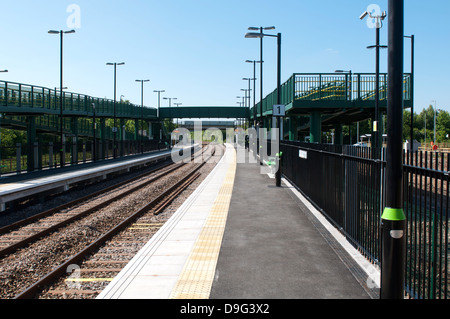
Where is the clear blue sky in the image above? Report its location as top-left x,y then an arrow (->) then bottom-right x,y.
0,0 -> 449,113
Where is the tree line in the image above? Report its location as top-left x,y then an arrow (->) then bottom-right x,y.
338,105 -> 449,145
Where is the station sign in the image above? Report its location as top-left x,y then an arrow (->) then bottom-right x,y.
273,104 -> 285,117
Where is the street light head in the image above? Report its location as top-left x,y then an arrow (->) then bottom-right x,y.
48,30 -> 60,34
360,11 -> 369,20
248,27 -> 259,31
107,62 -> 125,66
64,30 -> 76,34
245,32 -> 263,39
264,26 -> 276,30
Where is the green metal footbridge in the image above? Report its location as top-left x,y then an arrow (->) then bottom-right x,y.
0,72 -> 412,139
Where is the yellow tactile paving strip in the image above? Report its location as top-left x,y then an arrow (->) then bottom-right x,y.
169,148 -> 236,299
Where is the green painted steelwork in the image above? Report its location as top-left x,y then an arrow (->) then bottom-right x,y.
309,111 -> 321,143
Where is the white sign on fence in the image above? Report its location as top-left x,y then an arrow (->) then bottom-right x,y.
299,150 -> 308,159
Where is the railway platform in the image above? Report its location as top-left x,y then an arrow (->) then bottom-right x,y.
97,143 -> 378,300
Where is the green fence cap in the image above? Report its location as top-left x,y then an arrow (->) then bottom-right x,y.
381,208 -> 406,221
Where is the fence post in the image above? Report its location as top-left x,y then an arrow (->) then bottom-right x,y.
35,142 -> 41,170
72,139 -> 77,165
16,143 -> 21,174
49,142 -> 53,168
83,142 -> 86,163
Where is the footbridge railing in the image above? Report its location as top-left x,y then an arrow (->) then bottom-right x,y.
0,81 -> 157,119
250,73 -> 412,119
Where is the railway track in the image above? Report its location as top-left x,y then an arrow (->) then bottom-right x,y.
0,145 -> 204,257
0,143 -> 224,299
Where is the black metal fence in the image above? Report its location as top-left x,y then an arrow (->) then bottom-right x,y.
280,140 -> 449,299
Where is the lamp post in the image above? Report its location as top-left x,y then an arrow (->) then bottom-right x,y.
48,29 -> 75,168
243,77 -> 255,121
136,79 -> 150,154
425,111 -> 427,143
163,97 -> 177,126
240,88 -> 251,108
245,60 -> 261,127
154,90 -> 165,142
163,97 -> 177,108
360,9 -> 387,151
246,26 -> 275,130
432,100 -> 437,145
153,90 -> 165,119
245,30 -> 282,187
404,35 -> 414,157
174,102 -> 182,126
237,96 -> 245,127
106,62 -> 125,158
241,88 -> 251,129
